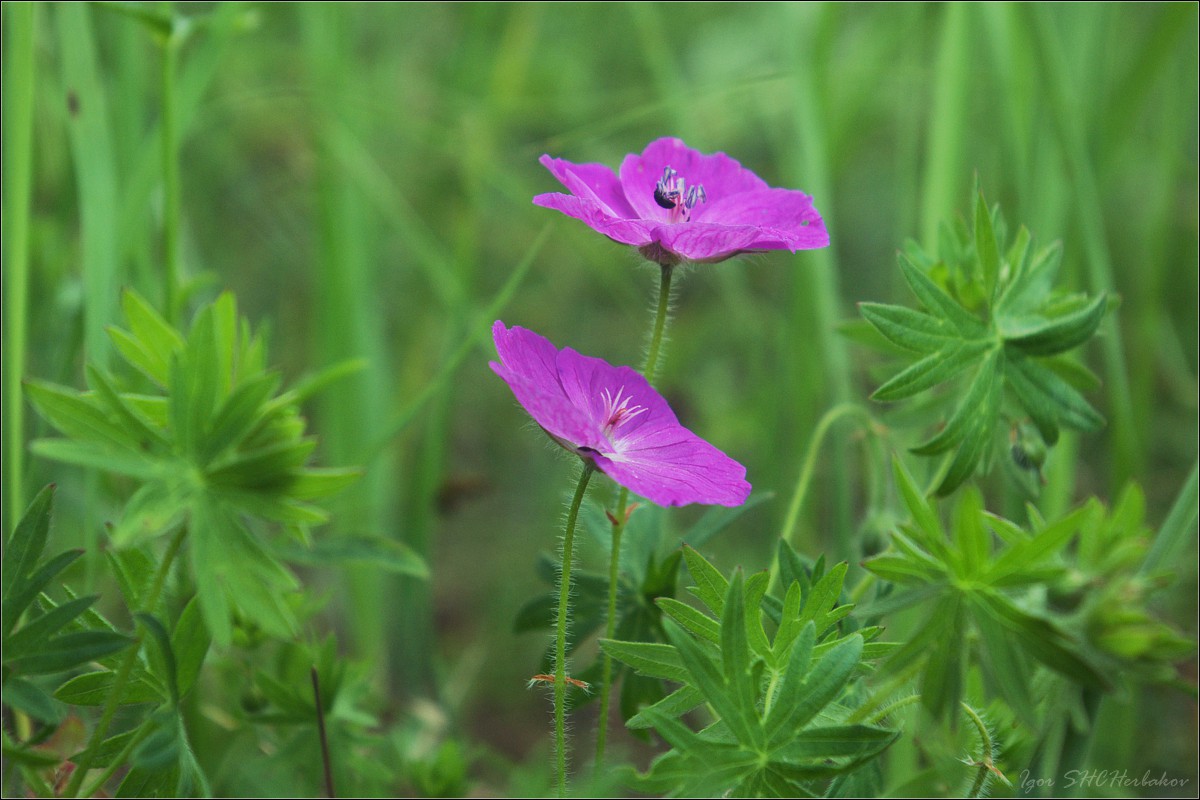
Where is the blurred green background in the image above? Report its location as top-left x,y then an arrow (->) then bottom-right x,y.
4,1 -> 1197,789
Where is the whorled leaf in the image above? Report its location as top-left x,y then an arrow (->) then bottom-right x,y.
859,192 -> 1106,495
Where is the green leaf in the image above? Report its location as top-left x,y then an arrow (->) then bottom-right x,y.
872,340 -> 992,402
85,364 -> 169,449
682,545 -> 727,615
2,485 -> 54,599
720,573 -> 757,726
772,582 -> 804,656
110,480 -> 190,548
952,488 -> 989,578
137,613 -> 179,707
656,597 -> 719,644
204,438 -> 318,487
25,380 -> 138,451
5,630 -> 132,674
911,348 -> 1001,456
598,640 -> 689,684
172,597 -> 210,699
199,371 -> 280,463
286,467 -> 363,500
276,534 -> 428,578
897,253 -> 985,335
859,303 -> 956,354
666,619 -> 759,749
4,595 -> 98,659
627,685 -> 705,729
975,590 -> 1107,688
919,595 -> 966,719
968,594 -> 1038,725
55,671 -> 164,706
2,676 -> 64,723
116,289 -> 185,386
2,549 -> 84,637
765,630 -> 858,745
974,192 -> 1001,300
984,504 -> 1085,586
862,554 -> 939,585
29,439 -> 159,480
1004,292 -> 1107,356
1007,354 -> 1105,438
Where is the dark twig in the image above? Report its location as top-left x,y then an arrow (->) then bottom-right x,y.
311,666 -> 336,798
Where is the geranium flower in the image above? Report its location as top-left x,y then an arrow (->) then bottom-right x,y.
490,321 -> 750,507
534,137 -> 828,265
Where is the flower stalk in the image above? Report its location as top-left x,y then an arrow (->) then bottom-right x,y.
596,261 -> 674,766
554,464 -> 595,796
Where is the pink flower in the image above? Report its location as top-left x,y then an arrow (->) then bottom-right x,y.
534,137 -> 829,265
490,321 -> 750,507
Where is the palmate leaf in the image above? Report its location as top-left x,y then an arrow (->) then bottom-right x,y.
26,290 -> 363,645
862,465 -> 1110,721
605,548 -> 895,797
860,193 -> 1106,495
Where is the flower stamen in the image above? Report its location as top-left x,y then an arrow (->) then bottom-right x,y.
599,386 -> 647,438
653,165 -> 705,221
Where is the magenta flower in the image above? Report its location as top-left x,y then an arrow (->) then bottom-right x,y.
533,137 -> 828,265
490,321 -> 750,507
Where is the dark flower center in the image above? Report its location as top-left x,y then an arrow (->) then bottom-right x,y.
653,166 -> 705,221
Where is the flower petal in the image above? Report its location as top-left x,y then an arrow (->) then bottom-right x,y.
538,155 -> 638,219
695,187 -> 826,240
592,426 -> 751,507
492,321 -> 750,508
490,322 -> 595,446
649,223 -> 776,262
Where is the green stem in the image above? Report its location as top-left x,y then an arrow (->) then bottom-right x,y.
554,465 -> 593,796
161,14 -> 181,324
2,1 -> 35,542
962,701 -> 1000,798
77,718 -> 154,798
595,264 -> 674,766
770,403 -> 873,593
65,526 -> 187,798
642,264 -> 673,384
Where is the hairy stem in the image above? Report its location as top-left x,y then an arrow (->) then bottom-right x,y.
65,526 -> 187,798
642,263 -> 674,384
554,465 -> 594,796
596,263 -> 675,766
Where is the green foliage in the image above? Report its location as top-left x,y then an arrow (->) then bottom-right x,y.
860,194 -> 1107,494
863,459 -> 1109,722
514,492 -> 773,720
602,546 -> 896,797
1057,485 -> 1195,686
1,487 -> 132,724
26,290 -> 372,644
